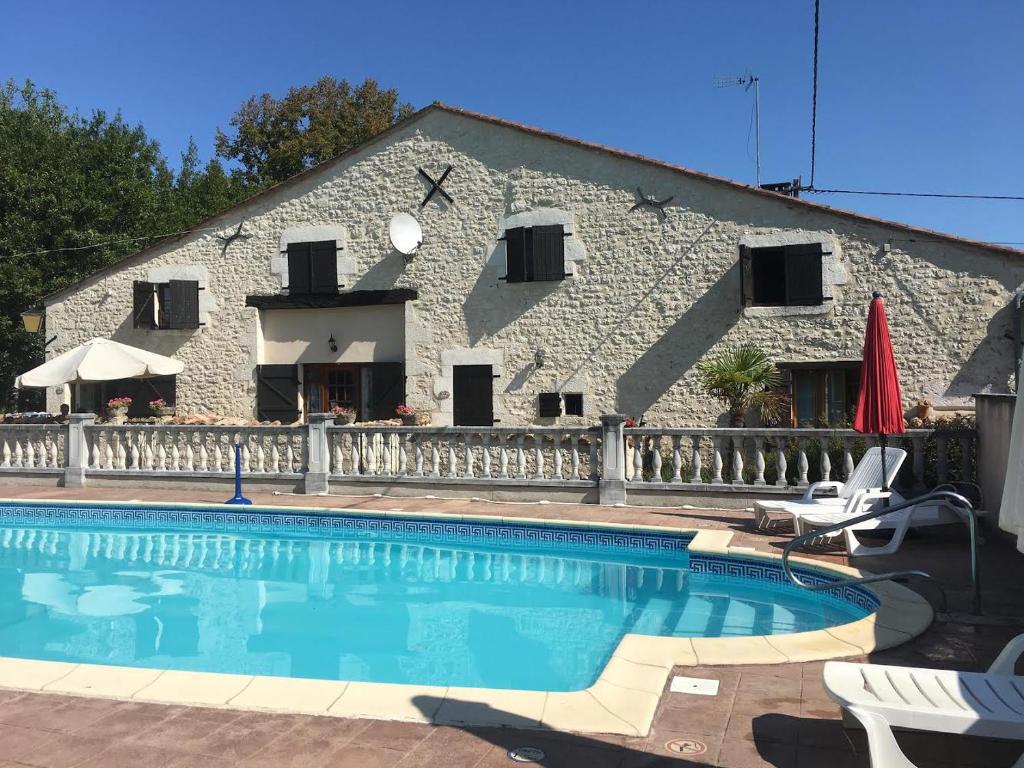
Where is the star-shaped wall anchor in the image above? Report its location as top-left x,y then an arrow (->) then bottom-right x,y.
629,188 -> 674,218
216,220 -> 252,254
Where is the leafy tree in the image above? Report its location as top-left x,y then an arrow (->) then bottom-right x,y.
215,76 -> 414,188
0,80 -> 247,410
696,345 -> 787,427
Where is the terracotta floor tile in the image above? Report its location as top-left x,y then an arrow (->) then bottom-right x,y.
715,738 -> 798,768
350,719 -> 435,752
327,743 -> 408,768
0,693 -> 112,732
10,730 -> 112,768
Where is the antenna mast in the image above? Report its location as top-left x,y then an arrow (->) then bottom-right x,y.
714,74 -> 761,186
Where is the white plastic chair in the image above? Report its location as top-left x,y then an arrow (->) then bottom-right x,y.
823,634 -> 1024,767
753,446 -> 908,530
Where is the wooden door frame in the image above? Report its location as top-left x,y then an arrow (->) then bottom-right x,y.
303,363 -> 363,420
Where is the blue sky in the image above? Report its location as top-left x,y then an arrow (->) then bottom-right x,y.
2,1 -> 1022,244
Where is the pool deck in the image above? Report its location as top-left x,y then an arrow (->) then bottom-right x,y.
0,483 -> 1021,767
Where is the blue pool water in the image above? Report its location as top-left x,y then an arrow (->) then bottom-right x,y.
0,502 -> 874,692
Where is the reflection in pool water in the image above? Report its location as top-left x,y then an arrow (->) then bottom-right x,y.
0,525 -> 867,691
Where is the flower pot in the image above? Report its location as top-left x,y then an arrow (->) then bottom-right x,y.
334,413 -> 356,425
400,414 -> 418,426
152,406 -> 175,418
108,406 -> 128,425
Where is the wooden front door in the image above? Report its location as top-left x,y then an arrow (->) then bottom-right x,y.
452,365 -> 493,426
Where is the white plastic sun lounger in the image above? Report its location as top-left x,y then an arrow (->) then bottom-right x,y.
753,446 -> 908,530
823,634 -> 1024,767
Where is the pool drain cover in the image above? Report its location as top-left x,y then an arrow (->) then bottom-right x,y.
507,746 -> 546,762
665,738 -> 707,756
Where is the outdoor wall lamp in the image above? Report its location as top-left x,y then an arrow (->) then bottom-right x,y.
328,334 -> 338,353
534,348 -> 546,368
21,307 -> 44,334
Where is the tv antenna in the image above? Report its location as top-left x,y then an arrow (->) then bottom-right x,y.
714,74 -> 761,186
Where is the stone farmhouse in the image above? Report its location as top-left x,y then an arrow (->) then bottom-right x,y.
40,104 -> 1024,427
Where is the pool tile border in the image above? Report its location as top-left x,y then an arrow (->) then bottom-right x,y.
0,497 -> 933,737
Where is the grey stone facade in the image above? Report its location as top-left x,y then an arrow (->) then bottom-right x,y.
42,105 -> 1024,426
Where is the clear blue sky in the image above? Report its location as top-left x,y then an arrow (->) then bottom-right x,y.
3,1 -> 1022,244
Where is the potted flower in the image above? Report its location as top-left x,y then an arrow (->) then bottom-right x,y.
330,405 -> 356,425
395,404 -> 417,426
107,396 -> 132,424
149,398 -> 175,417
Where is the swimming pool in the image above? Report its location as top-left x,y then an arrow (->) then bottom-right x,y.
0,501 -> 876,692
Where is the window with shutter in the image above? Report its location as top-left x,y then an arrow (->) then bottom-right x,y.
168,280 -> 200,329
369,363 -> 405,421
256,364 -> 300,423
132,281 -> 156,329
502,225 -> 566,283
743,242 -> 824,308
563,393 -> 584,416
538,392 -> 562,417
287,241 -> 338,295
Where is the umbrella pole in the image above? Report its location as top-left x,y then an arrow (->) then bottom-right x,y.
880,433 -> 890,507
225,441 -> 252,505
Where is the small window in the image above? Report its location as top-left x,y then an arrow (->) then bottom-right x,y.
779,362 -> 860,426
287,240 -> 339,295
563,393 -> 584,416
503,225 -> 566,283
741,243 -> 823,307
133,280 -> 200,330
538,392 -> 562,417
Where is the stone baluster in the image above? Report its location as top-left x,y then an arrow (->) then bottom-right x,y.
286,440 -> 296,473
332,434 -> 344,475
775,437 -> 788,487
143,435 -> 154,470
731,437 -> 744,486
463,434 -> 474,478
24,437 -> 35,468
269,441 -> 280,473
711,438 -> 723,484
796,439 -> 809,486
671,435 -> 682,483
819,438 -> 831,482
104,437 -> 114,470
588,436 -> 599,480
382,433 -> 393,477
227,438 -> 236,472
553,435 -> 563,480
515,435 -> 527,480
116,432 -> 127,470
351,435 -> 361,475
430,440 -> 441,477
90,435 -> 100,469
754,438 -> 766,485
185,439 -> 195,472
364,433 -> 376,476
936,434 -> 949,483
212,441 -> 222,472
241,441 -> 251,473
1,437 -> 10,468
198,439 -> 209,472
959,434 -> 972,481
632,436 -> 643,481
255,439 -> 266,473
534,437 -> 546,480
481,433 -> 491,478
414,437 -> 424,476
690,435 -> 703,483
571,437 -> 581,480
447,440 -> 458,479
50,437 -> 60,468
649,435 -> 661,483
499,436 -> 510,478
911,435 -> 925,489
170,435 -> 181,471
843,438 -> 855,481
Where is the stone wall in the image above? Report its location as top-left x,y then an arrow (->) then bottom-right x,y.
44,108 -> 1024,425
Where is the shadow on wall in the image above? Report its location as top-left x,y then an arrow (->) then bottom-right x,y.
462,253 -> 562,345
947,300 -> 1016,397
616,263 -> 740,419
107,314 -> 193,358
350,250 -> 406,291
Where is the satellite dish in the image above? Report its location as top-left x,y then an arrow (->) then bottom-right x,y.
389,213 -> 422,255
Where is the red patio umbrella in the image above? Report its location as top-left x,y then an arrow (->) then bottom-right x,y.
853,291 -> 905,493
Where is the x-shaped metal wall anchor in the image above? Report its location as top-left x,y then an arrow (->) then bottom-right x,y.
629,188 -> 674,217
418,165 -> 454,208
216,220 -> 252,253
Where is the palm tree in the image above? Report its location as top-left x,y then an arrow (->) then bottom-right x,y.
696,346 -> 786,427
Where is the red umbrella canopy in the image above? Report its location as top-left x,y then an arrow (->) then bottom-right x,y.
853,292 -> 905,435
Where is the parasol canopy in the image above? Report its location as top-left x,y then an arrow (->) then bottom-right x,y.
853,292 -> 905,436
14,338 -> 184,389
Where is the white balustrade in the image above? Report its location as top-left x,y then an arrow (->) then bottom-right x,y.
0,426 -> 65,470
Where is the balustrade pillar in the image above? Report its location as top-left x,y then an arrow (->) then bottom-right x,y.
598,414 -> 627,504
65,414 -> 94,488
304,414 -> 331,494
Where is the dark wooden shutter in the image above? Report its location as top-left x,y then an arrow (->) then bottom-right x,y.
504,227 -> 527,283
452,365 -> 494,426
739,246 -> 754,307
256,364 -> 300,422
310,241 -> 338,294
785,244 -> 823,305
538,392 -> 562,417
287,243 -> 311,295
369,363 -> 405,421
133,281 -> 156,328
168,280 -> 200,329
531,225 -> 565,281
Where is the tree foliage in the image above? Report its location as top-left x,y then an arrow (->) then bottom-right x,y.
0,80 -> 247,409
215,76 -> 414,188
696,345 -> 786,427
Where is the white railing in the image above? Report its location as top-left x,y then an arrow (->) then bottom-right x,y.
0,425 -> 66,471
623,427 -> 975,490
327,426 -> 602,482
82,425 -> 306,475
